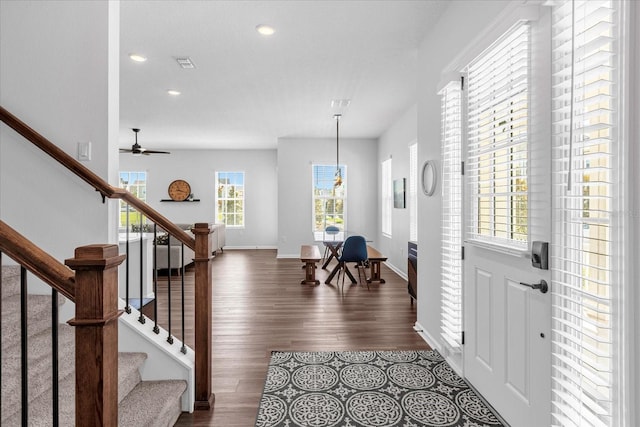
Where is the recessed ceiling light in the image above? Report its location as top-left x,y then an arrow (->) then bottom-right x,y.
129,53 -> 147,62
256,24 -> 275,36
167,90 -> 181,96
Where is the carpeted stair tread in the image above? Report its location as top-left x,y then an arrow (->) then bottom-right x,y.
2,352 -> 161,426
118,352 -> 148,404
1,324 -> 75,422
1,265 -> 21,299
118,380 -> 187,427
2,293 -> 67,352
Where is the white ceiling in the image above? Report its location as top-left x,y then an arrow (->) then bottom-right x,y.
119,0 -> 448,150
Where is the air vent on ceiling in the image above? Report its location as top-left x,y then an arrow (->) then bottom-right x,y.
176,57 -> 196,69
331,99 -> 351,109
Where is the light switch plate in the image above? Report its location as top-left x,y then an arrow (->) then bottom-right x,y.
78,141 -> 91,161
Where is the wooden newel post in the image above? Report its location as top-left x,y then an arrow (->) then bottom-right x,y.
65,244 -> 125,427
192,223 -> 215,410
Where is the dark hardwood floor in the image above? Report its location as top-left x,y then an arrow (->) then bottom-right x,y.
147,249 -> 429,426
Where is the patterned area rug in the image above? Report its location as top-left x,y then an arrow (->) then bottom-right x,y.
255,350 -> 505,427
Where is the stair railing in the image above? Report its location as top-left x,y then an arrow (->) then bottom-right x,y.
0,105 -> 215,409
0,220 -> 124,426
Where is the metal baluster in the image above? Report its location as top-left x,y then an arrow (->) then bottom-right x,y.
167,240 -> 173,345
51,289 -> 59,427
21,266 -> 28,426
138,214 -> 145,324
180,243 -> 187,354
152,224 -> 160,334
125,204 -> 131,314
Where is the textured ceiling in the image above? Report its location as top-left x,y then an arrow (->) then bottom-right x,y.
119,0 -> 448,150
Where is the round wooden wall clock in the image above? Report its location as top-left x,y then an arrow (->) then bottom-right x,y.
168,179 -> 191,201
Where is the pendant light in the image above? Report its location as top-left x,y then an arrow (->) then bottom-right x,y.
333,114 -> 342,187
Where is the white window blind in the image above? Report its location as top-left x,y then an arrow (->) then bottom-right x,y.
466,22 -> 529,249
409,143 -> 418,242
550,1 -> 623,426
381,159 -> 392,236
440,80 -> 463,349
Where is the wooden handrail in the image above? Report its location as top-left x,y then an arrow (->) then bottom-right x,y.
0,220 -> 76,301
0,106 -> 195,249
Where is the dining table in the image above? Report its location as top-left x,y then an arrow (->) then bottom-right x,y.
314,230 -> 371,285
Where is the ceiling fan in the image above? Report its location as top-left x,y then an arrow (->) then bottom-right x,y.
120,128 -> 170,155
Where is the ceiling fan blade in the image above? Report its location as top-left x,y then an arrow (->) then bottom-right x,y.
141,149 -> 171,154
120,148 -> 134,153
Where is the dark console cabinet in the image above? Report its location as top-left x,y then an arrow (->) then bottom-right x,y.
408,241 -> 417,305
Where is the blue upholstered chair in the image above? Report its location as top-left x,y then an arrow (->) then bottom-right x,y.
337,235 -> 369,290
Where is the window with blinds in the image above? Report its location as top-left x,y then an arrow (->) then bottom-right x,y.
381,158 -> 392,236
550,1 -> 623,426
409,143 -> 418,242
312,164 -> 346,239
440,80 -> 463,349
466,22 -> 530,249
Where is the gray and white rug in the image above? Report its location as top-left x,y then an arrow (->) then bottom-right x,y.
255,350 -> 505,427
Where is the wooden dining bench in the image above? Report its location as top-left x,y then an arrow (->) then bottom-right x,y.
300,245 -> 322,285
366,246 -> 388,284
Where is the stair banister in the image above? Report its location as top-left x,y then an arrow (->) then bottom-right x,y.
1,105 -> 214,410
0,221 -> 75,300
0,106 -> 195,249
0,221 -> 124,426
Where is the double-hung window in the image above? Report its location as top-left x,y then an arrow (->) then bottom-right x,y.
216,171 -> 245,227
466,22 -> 530,249
119,171 -> 147,228
312,164 -> 346,239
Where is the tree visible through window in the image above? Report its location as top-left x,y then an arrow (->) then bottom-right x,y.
119,171 -> 146,228
216,171 -> 245,227
313,164 -> 346,239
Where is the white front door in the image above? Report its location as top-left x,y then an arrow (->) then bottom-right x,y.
461,11 -> 552,427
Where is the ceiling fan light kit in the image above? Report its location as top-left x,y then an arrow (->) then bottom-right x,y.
120,128 -> 171,155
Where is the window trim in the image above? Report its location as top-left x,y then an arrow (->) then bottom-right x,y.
215,171 -> 245,228
311,163 -> 347,240
381,158 -> 392,237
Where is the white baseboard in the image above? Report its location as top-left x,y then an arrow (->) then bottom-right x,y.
222,245 -> 278,250
413,321 -> 442,353
384,261 -> 407,281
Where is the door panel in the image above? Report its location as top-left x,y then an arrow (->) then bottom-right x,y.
505,280 -> 529,402
474,268 -> 493,369
464,246 -> 550,426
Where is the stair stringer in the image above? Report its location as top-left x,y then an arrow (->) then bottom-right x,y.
117,299 -> 195,413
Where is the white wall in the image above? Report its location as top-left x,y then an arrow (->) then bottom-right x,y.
377,104 -> 417,274
415,0 -> 510,346
119,149 -> 278,248
277,137 -> 378,257
0,1 -> 118,264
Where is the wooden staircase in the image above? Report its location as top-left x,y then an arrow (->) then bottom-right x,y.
1,265 -> 187,425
